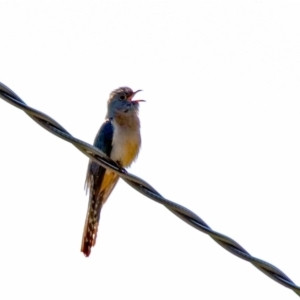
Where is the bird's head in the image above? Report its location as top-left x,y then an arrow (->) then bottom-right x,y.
106,87 -> 145,119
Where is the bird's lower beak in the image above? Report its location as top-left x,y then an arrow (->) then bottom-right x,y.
132,99 -> 146,103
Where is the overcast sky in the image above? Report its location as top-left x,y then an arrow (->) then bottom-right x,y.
1,1 -> 300,299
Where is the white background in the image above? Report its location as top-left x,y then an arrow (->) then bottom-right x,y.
1,1 -> 300,299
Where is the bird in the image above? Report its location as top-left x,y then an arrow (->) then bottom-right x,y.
81,87 -> 145,257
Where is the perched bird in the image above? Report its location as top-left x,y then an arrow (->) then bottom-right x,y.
81,87 -> 144,257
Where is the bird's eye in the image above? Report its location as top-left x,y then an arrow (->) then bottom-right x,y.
120,95 -> 126,100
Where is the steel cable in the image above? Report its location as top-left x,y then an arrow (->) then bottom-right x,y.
0,81 -> 299,296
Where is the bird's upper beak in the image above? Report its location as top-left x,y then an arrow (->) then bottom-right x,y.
130,90 -> 146,103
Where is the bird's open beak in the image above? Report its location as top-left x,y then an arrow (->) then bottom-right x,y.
130,89 -> 146,103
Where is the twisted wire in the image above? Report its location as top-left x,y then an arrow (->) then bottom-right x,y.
0,81 -> 299,296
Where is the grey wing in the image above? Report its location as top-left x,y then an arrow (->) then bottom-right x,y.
85,119 -> 114,194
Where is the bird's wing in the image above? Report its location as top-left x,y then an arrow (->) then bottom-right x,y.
85,119 -> 114,195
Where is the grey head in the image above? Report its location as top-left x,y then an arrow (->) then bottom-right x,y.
106,87 -> 145,120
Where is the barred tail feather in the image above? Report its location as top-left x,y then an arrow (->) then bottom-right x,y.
81,194 -> 103,257
82,167 -> 119,257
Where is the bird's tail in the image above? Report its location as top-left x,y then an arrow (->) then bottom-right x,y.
81,194 -> 103,257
